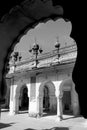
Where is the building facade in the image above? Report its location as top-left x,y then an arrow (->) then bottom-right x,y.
6,44 -> 79,121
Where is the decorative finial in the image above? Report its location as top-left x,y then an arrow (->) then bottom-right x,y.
55,36 -> 60,63
55,36 -> 60,48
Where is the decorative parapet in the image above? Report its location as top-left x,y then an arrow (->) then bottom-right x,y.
7,44 -> 77,75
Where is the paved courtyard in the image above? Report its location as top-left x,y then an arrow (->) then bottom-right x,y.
1,110 -> 87,130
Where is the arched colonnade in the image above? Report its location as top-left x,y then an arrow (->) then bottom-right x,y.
9,78 -> 79,121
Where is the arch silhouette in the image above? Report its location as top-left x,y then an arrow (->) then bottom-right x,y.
0,0 -> 63,99
0,0 -> 86,118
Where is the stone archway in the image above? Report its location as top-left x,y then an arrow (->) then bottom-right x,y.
11,84 -> 29,114
37,81 -> 57,116
58,78 -> 79,119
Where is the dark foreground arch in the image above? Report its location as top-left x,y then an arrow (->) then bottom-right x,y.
0,0 -> 86,118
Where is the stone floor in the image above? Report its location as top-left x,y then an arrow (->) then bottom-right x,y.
0,110 -> 87,130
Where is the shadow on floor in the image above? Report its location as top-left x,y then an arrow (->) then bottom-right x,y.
42,112 -> 57,117
18,111 -> 28,114
24,127 -> 69,130
0,122 -> 15,129
63,115 -> 81,120
62,116 -> 75,120
1,108 -> 9,112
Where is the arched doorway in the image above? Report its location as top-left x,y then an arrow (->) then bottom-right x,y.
43,85 -> 50,112
59,78 -> 79,118
38,81 -> 57,116
62,90 -> 73,115
19,86 -> 29,111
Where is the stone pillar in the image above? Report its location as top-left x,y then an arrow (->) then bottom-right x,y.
27,81 -> 38,117
9,84 -> 14,115
56,96 -> 63,121
36,81 -> 42,117
36,96 -> 43,117
9,82 -> 17,115
28,96 -> 43,117
15,95 -> 19,114
28,97 -> 37,117
9,101 -> 15,115
53,80 -> 63,121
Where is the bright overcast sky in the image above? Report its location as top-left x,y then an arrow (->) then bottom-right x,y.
14,18 -> 76,60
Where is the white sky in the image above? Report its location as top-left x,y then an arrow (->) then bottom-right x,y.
14,18 -> 75,60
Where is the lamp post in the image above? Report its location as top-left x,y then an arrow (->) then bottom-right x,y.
29,39 -> 43,68
12,52 -> 22,69
6,52 -> 22,74
55,36 -> 60,63
13,52 -> 22,63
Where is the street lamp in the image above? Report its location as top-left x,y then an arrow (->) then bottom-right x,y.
9,52 -> 22,72
13,52 -> 22,63
55,36 -> 60,63
6,52 -> 22,74
29,39 -> 43,68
